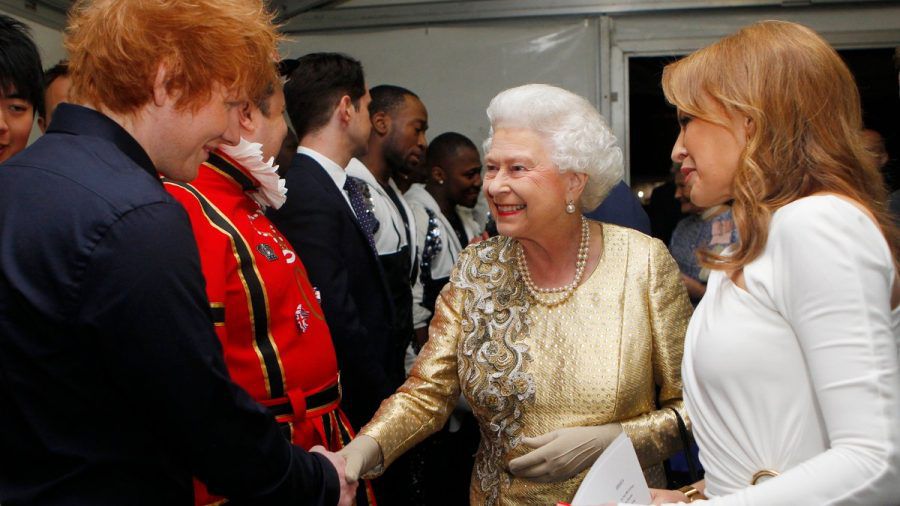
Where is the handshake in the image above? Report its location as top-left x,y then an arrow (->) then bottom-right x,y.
315,435 -> 384,506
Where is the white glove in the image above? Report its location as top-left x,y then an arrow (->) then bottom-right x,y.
309,446 -> 358,506
508,423 -> 623,483
337,434 -> 383,482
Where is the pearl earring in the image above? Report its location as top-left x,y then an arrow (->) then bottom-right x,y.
565,200 -> 576,214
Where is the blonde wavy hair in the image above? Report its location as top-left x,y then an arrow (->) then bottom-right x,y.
66,0 -> 281,114
663,20 -> 899,270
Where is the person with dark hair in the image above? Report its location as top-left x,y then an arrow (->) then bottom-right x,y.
165,67 -> 375,506
403,131 -> 483,504
342,84 -> 429,504
282,52 -> 368,145
276,126 -> 299,176
269,53 -> 402,439
408,132 -> 483,332
37,60 -> 70,133
346,84 -> 426,366
0,1 -> 356,504
0,14 -> 42,163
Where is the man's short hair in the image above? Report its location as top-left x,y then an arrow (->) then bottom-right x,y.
283,52 -> 366,140
65,0 -> 280,115
369,84 -> 418,116
426,132 -> 478,169
40,60 -> 69,119
0,14 -> 43,117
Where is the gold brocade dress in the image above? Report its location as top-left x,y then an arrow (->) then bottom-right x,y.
361,223 -> 692,505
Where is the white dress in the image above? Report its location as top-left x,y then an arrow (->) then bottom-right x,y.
682,195 -> 900,505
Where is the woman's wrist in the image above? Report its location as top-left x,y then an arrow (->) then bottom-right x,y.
677,483 -> 707,502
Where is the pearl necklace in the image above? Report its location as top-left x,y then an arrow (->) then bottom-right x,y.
516,216 -> 590,306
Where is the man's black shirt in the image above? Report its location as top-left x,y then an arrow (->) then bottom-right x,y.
0,104 -> 338,505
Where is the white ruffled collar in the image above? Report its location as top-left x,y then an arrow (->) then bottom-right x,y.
218,138 -> 287,209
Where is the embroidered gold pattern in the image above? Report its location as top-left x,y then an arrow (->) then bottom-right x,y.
454,237 -> 535,505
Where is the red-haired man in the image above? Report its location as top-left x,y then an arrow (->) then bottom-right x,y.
166,71 -> 376,506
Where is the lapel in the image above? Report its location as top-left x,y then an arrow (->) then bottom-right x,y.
295,154 -> 378,252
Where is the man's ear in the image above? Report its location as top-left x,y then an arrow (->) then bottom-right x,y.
151,63 -> 172,107
238,102 -> 254,133
336,95 -> 353,127
371,110 -> 390,136
37,116 -> 47,134
431,165 -> 446,185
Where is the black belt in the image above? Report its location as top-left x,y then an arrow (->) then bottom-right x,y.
266,382 -> 341,418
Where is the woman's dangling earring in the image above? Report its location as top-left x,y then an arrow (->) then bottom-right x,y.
565,199 -> 576,214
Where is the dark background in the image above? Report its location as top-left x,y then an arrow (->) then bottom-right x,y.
629,47 -> 900,193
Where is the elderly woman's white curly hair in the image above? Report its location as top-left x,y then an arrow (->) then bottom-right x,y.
483,84 -> 623,211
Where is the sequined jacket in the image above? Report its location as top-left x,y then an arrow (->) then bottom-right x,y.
361,223 -> 692,505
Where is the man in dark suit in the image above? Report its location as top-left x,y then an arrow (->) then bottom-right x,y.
0,1 -> 354,505
270,53 -> 404,433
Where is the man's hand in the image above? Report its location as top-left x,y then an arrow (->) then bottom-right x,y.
507,424 -> 622,483
310,445 -> 357,506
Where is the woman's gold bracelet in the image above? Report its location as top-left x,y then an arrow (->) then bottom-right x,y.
678,485 -> 707,503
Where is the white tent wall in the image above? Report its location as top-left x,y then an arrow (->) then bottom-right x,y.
281,18 -> 601,158
283,1 -> 900,180
2,0 -> 898,176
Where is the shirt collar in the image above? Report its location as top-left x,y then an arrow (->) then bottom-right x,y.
298,146 -> 346,190
346,157 -> 379,187
48,103 -> 157,179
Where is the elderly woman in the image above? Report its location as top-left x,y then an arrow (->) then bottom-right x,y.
340,84 -> 692,505
650,21 -> 900,504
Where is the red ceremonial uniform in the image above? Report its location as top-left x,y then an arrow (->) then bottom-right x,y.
165,150 -> 375,506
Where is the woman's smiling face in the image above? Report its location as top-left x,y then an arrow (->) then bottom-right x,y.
483,127 -> 580,242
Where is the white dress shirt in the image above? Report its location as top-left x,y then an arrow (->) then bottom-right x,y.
346,158 -> 417,272
298,146 -> 354,213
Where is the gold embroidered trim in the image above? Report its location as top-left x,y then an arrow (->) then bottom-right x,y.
455,237 -> 535,505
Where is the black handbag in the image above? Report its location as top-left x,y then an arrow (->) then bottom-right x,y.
664,407 -> 703,488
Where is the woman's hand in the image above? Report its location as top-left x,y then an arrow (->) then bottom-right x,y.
649,488 -> 689,504
310,446 -> 358,506
507,423 -> 622,483
337,434 -> 383,481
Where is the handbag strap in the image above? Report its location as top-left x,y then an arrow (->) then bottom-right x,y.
669,407 -> 700,482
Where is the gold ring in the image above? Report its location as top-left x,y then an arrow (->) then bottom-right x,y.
751,469 -> 780,485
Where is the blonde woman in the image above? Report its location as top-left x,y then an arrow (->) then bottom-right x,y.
652,21 -> 900,505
